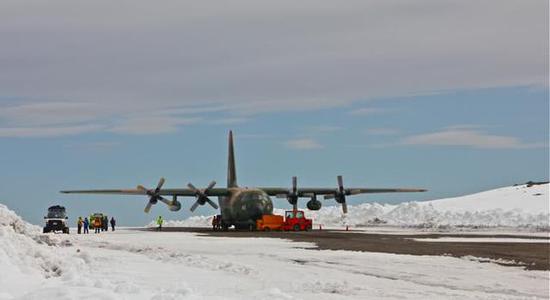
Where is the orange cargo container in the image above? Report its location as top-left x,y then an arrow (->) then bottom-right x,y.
256,214 -> 284,231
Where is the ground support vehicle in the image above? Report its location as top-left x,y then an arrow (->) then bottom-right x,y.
89,213 -> 107,230
256,214 -> 284,231
43,205 -> 69,234
256,210 -> 313,231
282,210 -> 313,231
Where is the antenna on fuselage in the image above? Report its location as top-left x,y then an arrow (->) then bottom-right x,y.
227,130 -> 238,188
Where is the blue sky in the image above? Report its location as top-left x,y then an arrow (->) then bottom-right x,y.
0,1 -> 548,225
1,86 -> 547,225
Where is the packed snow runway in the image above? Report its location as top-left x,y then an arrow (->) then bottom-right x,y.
2,227 -> 549,300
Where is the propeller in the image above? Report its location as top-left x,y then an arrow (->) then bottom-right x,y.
324,175 -> 353,214
187,181 -> 219,212
276,176 -> 299,211
137,178 -> 173,213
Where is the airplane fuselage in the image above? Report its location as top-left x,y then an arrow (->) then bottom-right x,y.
218,188 -> 273,229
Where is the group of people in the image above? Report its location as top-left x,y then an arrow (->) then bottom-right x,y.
211,215 -> 222,230
77,216 -> 116,234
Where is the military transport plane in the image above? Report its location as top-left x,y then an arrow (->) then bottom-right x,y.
62,131 -> 426,230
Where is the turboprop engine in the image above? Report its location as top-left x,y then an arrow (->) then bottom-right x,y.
168,197 -> 182,211
306,194 -> 322,210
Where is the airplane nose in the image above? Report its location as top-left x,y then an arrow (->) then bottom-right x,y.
250,199 -> 272,217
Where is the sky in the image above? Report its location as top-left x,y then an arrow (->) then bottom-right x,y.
0,0 -> 548,226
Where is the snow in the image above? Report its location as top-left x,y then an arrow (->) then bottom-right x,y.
2,222 -> 548,299
423,184 -> 548,214
156,184 -> 550,230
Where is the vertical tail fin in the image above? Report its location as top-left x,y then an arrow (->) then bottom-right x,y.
227,130 -> 238,188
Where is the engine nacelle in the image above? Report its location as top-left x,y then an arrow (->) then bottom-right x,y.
306,197 -> 322,210
335,194 -> 346,204
287,195 -> 298,206
169,200 -> 182,211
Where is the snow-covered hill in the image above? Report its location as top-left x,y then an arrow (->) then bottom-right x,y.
0,204 -> 88,296
156,184 -> 549,229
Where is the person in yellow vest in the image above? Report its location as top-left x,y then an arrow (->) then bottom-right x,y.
77,217 -> 83,234
156,216 -> 163,231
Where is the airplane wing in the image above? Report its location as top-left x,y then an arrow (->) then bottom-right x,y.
259,175 -> 426,213
61,181 -> 231,213
259,187 -> 427,197
60,188 -> 231,197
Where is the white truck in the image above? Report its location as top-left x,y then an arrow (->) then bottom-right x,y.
43,205 -> 69,234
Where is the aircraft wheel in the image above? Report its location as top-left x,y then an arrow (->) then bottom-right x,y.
248,223 -> 255,231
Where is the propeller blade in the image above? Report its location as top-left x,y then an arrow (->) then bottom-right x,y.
337,175 -> 344,192
342,201 -> 348,214
205,198 -> 219,209
137,185 -> 148,192
292,203 -> 298,211
206,180 -> 216,191
292,176 -> 297,193
187,183 -> 198,192
144,201 -> 153,213
190,201 -> 200,212
156,177 -> 165,191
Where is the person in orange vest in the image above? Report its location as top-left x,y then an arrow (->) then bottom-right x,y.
94,217 -> 102,233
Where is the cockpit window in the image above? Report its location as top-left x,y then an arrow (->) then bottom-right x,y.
242,191 -> 270,202
296,211 -> 303,218
286,211 -> 294,218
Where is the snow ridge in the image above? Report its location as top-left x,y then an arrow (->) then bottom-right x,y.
155,184 -> 549,229
0,204 -> 88,294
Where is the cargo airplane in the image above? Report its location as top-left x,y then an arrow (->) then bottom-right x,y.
62,131 -> 426,230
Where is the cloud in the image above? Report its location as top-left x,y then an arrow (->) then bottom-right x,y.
0,124 -> 103,138
306,125 -> 343,133
64,141 -> 121,151
209,117 -> 249,125
284,138 -> 323,150
0,0 -> 546,134
365,128 -> 399,135
0,101 -> 209,137
348,108 -> 385,116
401,128 -> 547,149
109,116 -> 201,135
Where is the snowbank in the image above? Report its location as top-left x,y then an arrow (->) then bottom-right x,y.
146,215 -> 213,228
0,204 -> 89,297
156,184 -> 550,229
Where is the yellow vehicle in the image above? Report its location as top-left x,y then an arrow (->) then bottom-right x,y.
89,213 -> 106,230
256,214 -> 284,231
